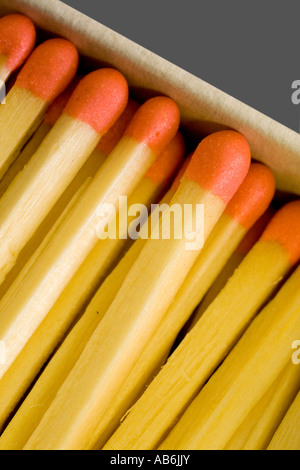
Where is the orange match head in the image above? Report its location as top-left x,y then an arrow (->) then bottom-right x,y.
16,38 -> 79,103
97,99 -> 139,155
225,163 -> 275,230
185,131 -> 251,204
43,78 -> 80,127
0,14 -> 36,72
236,208 -> 275,256
145,132 -> 185,186
261,200 -> 300,266
65,69 -> 129,134
124,96 -> 180,156
171,154 -> 193,192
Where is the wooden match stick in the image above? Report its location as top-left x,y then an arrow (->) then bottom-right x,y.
225,363 -> 300,450
0,98 -> 138,302
97,164 -> 274,449
268,391 -> 300,450
23,130 -> 251,450
159,265 -> 300,450
0,132 -> 184,439
0,14 -> 36,83
188,207 -> 275,331
40,162 -> 272,449
88,164 -> 275,448
104,201 -> 300,450
0,38 -> 78,179
0,96 -> 179,387
1,160 -> 188,448
0,81 -> 136,203
147,164 -> 275,344
0,79 -> 80,199
5,90 -> 138,198
0,68 -> 129,284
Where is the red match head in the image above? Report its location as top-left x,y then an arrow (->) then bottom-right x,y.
65,69 -> 129,135
0,14 -> 36,72
185,131 -> 251,204
16,38 -> 79,103
124,96 -> 181,156
225,163 -> 275,230
261,200 -> 300,266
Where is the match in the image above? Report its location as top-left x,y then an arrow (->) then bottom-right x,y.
0,14 -> 36,83
0,131 -> 184,438
189,207 -> 275,331
159,265 -> 300,450
0,96 -> 179,387
82,163 -> 276,448
0,38 -> 78,179
0,79 -> 80,199
225,363 -> 300,450
0,68 -> 128,284
0,98 -> 138,302
104,201 -> 300,450
268,391 -> 300,450
23,130 -> 251,450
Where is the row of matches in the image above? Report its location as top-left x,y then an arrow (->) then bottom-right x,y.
0,14 -> 298,450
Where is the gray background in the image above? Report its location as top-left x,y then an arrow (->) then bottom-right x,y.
61,0 -> 299,132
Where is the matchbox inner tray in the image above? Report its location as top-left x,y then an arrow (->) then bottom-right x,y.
0,0 -> 299,197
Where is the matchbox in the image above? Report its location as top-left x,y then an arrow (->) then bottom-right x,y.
0,0 -> 299,195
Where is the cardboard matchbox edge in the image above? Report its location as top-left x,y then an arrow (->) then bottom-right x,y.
0,0 -> 299,196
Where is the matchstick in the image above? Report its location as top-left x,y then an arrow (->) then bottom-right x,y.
0,96 -> 180,388
0,132 -> 184,439
0,68 -> 128,284
188,207 -> 275,331
0,98 -> 138,302
0,14 -> 36,83
0,79 -> 80,199
104,201 -> 300,450
0,38 -> 78,179
24,130 -> 251,450
38,162 -> 272,449
88,164 -> 275,448
159,266 -> 300,450
225,363 -> 300,450
268,391 -> 300,450
145,163 -> 275,346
